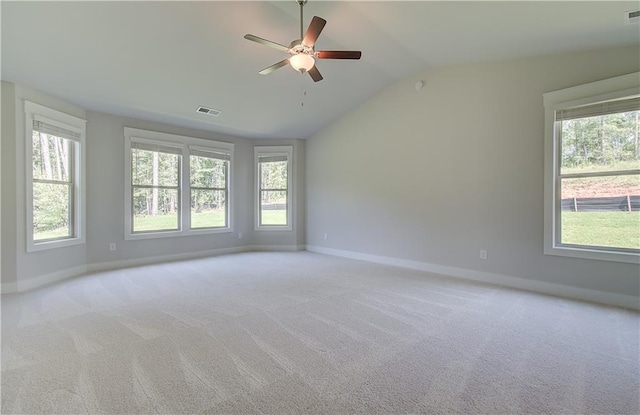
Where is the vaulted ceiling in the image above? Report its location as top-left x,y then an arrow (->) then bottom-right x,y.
2,1 -> 638,139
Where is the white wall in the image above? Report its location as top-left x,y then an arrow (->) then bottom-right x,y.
1,85 -> 305,290
305,46 -> 640,301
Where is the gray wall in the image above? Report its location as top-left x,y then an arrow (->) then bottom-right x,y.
86,111 -> 305,265
3,45 -> 637,298
1,85 -> 305,287
1,82 -> 17,286
305,46 -> 640,297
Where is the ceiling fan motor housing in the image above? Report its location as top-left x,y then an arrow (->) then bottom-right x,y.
289,40 -> 314,56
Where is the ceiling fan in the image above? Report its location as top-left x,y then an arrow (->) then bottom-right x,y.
244,0 -> 362,82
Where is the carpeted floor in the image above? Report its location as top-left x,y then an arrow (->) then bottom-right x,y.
1,251 -> 638,414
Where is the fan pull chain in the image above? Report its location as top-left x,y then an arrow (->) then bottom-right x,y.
301,73 -> 306,108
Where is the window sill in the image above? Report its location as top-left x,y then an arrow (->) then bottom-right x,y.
27,237 -> 85,253
255,226 -> 293,232
544,244 -> 640,264
125,227 -> 233,241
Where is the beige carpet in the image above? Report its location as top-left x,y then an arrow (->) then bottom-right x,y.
1,251 -> 638,414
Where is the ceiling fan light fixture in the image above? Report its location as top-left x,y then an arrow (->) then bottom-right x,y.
290,53 -> 315,72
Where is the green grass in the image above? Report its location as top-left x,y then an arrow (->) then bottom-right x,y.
261,209 -> 287,226
134,210 -> 226,232
562,160 -> 640,175
34,227 -> 70,241
561,211 -> 640,249
134,209 -> 288,231
134,213 -> 179,232
40,208 -> 289,238
191,211 -> 226,229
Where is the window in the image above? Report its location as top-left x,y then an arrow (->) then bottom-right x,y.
124,128 -> 233,240
189,148 -> 230,229
131,141 -> 181,233
543,72 -> 639,263
25,101 -> 86,252
255,146 -> 293,230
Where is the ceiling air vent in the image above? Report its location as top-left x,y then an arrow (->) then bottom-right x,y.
624,10 -> 640,24
196,106 -> 222,117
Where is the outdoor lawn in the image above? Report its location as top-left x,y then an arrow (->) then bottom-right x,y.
133,209 -> 287,232
34,227 -> 70,241
561,211 -> 640,249
38,210 -> 637,251
134,210 -> 225,231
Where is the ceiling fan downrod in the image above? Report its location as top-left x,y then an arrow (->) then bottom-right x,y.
298,0 -> 307,40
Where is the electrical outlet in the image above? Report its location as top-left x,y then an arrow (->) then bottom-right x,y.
238,232 -> 243,239
109,243 -> 116,252
480,250 -> 488,260
323,233 -> 328,241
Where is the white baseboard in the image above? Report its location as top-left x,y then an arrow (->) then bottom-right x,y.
248,244 -> 306,252
2,245 -> 308,294
1,281 -> 18,294
88,245 -> 250,273
6,244 -> 635,310
306,245 -> 640,310
1,265 -> 89,294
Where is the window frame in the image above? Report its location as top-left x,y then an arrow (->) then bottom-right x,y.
254,146 -> 294,231
188,146 -> 231,230
124,127 -> 234,240
543,72 -> 640,264
25,101 -> 86,252
129,138 -> 183,235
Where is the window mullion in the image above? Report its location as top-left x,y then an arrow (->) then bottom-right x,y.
190,186 -> 226,191
33,178 -> 72,185
179,152 -> 186,232
132,184 -> 180,190
68,182 -> 74,237
559,169 -> 640,179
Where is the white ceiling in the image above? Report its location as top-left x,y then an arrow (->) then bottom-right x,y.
2,1 -> 639,139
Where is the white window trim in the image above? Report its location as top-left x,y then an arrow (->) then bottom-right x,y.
124,127 -> 234,241
24,101 -> 86,253
254,145 -> 294,231
543,72 -> 640,264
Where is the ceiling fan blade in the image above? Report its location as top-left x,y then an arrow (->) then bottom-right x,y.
259,59 -> 290,75
316,50 -> 362,60
308,66 -> 323,82
244,34 -> 289,52
302,16 -> 327,47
